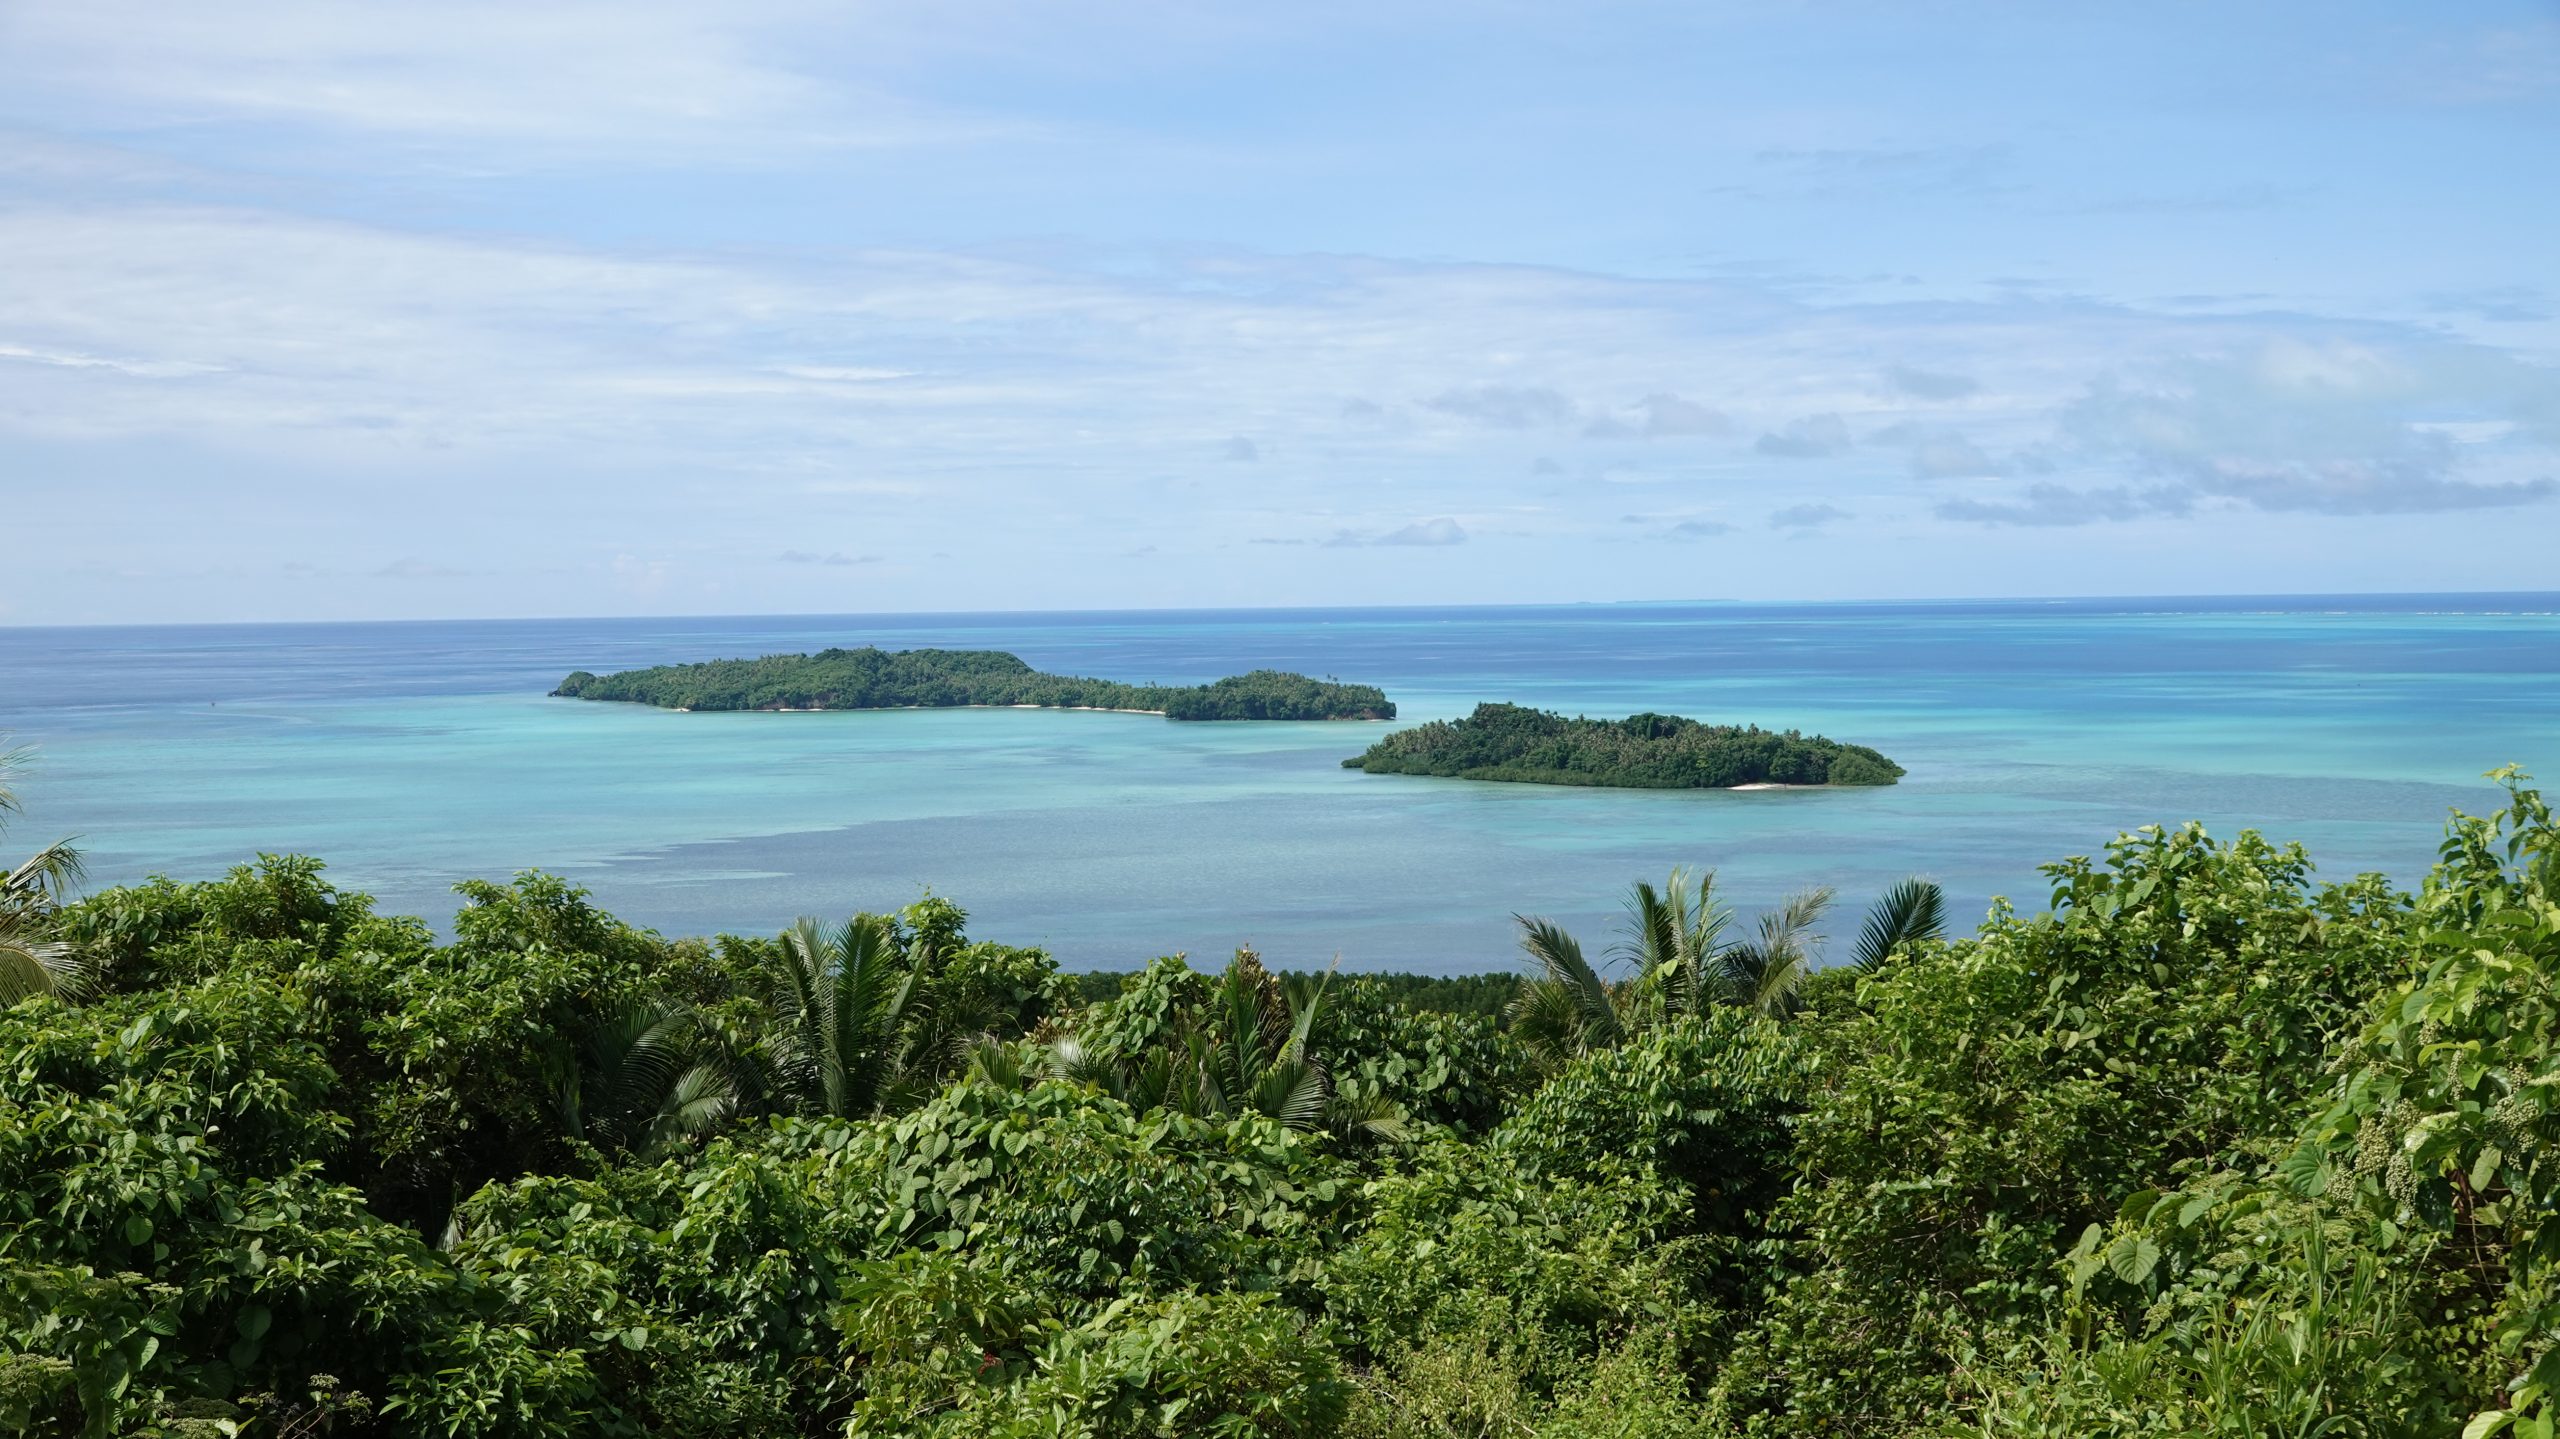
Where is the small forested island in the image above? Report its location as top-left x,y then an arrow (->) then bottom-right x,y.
1344,701 -> 1904,787
553,646 -> 1395,720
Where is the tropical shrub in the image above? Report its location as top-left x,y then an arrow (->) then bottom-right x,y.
11,777 -> 2560,1438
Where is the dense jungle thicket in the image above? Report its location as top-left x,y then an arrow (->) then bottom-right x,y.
4,765 -> 2557,1438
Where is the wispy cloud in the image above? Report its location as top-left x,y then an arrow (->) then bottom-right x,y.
778,549 -> 884,566
1330,517 -> 1467,547
1424,385 -> 1574,429
374,557 -> 467,579
2053,339 -> 2560,516
1935,484 -> 2189,527
1587,392 -> 1729,439
1755,413 -> 1852,458
1885,365 -> 1980,401
1,0 -> 1010,166
1769,503 -> 1848,531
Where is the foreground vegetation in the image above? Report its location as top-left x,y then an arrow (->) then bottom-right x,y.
1344,702 -> 1905,787
5,769 -> 2558,1437
554,648 -> 1396,721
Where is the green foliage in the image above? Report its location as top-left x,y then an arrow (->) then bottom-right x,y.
1053,950 -> 1418,1144
1971,1226 -> 2454,1439
1072,954 -> 1217,1064
1712,820 -> 2415,1435
19,774 -> 2560,1438
1344,1322 -> 1716,1439
1324,1137 -> 1703,1381
554,647 -> 1395,721
1343,702 -> 1902,788
847,1285 -> 1348,1438
1508,870 -> 1941,1066
1497,1013 -> 1806,1243
898,895 -> 1075,1065
0,970 -> 459,1436
1,742 -> 89,1004
1314,978 -> 1534,1136
1066,969 -> 1526,1025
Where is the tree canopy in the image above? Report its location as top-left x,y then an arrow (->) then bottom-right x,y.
554,648 -> 1396,721
5,776 -> 2557,1437
1343,702 -> 1904,788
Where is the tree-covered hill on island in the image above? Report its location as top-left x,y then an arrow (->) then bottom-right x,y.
552,646 -> 1395,720
1343,702 -> 1904,787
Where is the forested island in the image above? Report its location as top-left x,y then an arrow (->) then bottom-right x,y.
553,646 -> 1395,721
7,758 -> 2558,1437
1344,702 -> 1905,787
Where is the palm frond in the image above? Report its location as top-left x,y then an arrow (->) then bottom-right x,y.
1852,878 -> 1945,972
0,745 -> 33,820
1506,977 -> 1592,1072
1046,1034 -> 1113,1087
1720,887 -> 1833,1018
0,745 -> 88,1004
1514,914 -> 1623,1047
4,839 -> 85,903
1617,878 -> 1679,977
1330,1089 -> 1414,1144
1630,866 -> 1731,1018
654,1063 -> 740,1148
1282,954 -> 1341,1065
764,912 -> 921,1120
1121,1046 -> 1177,1113
1257,1060 -> 1333,1132
0,931 -> 91,1005
965,1037 -> 1027,1090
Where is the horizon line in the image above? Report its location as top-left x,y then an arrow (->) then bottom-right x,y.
8,587 -> 2560,634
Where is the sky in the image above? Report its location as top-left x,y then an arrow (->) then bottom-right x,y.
3,1 -> 2557,625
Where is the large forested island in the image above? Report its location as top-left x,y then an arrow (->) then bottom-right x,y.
1344,702 -> 1904,787
553,646 -> 1395,720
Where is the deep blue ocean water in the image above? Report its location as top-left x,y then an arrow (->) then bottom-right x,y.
2,596 -> 2554,973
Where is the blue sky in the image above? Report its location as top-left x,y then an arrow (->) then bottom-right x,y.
3,1 -> 2556,624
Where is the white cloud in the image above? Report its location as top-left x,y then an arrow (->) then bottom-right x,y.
1373,516 -> 1466,546
1885,365 -> 1980,400
1424,385 -> 1575,428
1769,503 -> 1848,531
1909,435 -> 2001,478
0,1 -> 1008,165
1,196 -> 2554,589
2055,339 -> 2560,515
1755,413 -> 1853,458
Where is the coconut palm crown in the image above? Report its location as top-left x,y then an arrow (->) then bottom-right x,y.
1509,867 -> 1944,1066
0,745 -> 86,1005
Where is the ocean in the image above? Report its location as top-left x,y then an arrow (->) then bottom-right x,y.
2,596 -> 2554,973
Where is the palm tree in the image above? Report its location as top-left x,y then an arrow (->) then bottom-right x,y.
764,913 -> 924,1119
550,1000 -> 742,1160
1509,870 -> 1943,1047
1852,876 -> 1946,973
1,746 -> 87,1005
1622,865 -> 1735,1020
1043,950 -> 1408,1141
1714,887 -> 1832,1019
1511,916 -> 1626,1069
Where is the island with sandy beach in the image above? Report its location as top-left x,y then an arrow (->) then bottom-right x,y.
553,646 -> 1396,720
1342,701 -> 1903,787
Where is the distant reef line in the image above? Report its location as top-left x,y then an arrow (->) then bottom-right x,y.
552,646 -> 1396,721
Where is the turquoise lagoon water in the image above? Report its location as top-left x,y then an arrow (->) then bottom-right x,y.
1,597 -> 2554,973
